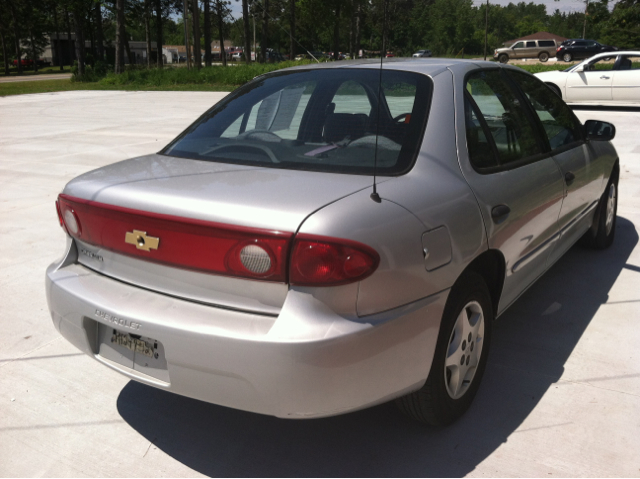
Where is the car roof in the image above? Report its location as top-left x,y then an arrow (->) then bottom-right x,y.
277,58 -> 502,78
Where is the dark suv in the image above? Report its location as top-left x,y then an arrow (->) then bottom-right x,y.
557,40 -> 618,62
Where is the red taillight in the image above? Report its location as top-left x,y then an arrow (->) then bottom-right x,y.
55,200 -> 66,232
290,234 -> 379,286
57,194 -> 292,282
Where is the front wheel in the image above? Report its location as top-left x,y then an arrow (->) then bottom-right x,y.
563,52 -> 573,62
498,54 -> 509,64
539,52 -> 549,62
396,272 -> 493,426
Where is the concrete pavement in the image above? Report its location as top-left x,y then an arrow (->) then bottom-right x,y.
0,90 -> 639,477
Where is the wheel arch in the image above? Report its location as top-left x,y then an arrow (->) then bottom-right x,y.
457,249 -> 505,319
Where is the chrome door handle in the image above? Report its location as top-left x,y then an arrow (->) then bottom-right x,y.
600,75 -> 610,79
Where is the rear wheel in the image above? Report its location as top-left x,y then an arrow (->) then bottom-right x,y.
563,52 -> 573,62
539,52 -> 549,62
498,54 -> 509,64
396,272 -> 493,426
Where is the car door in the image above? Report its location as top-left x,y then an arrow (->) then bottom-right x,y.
522,40 -> 538,58
511,41 -> 525,59
460,69 -> 565,313
612,55 -> 640,103
565,56 -> 614,102
506,70 -> 605,264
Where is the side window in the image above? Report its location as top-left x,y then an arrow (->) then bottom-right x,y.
539,40 -> 555,47
616,56 -> 639,70
466,70 -> 543,166
464,94 -> 499,169
526,41 -> 536,48
506,70 -> 583,150
512,42 -> 525,49
585,58 -> 615,71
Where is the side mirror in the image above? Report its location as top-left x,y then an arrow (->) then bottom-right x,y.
574,64 -> 584,72
584,120 -> 616,141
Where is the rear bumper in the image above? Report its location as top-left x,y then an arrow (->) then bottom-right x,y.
46,260 -> 447,418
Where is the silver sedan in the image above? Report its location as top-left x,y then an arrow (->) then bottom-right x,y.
46,59 -> 619,426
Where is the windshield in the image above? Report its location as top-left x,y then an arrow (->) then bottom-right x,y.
162,68 -> 432,176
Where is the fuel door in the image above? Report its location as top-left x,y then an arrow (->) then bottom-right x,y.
421,226 -> 452,272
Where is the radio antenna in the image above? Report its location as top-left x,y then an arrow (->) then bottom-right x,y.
370,0 -> 387,203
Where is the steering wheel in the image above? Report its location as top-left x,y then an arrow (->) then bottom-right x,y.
240,130 -> 282,143
392,113 -> 411,124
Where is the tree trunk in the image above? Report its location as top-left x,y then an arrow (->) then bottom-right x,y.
349,4 -> 354,60
183,0 -> 191,69
216,0 -> 226,66
354,0 -> 361,58
204,0 -> 211,66
192,0 -> 201,68
332,3 -> 340,61
260,0 -> 268,63
289,0 -> 295,60
65,8 -> 74,68
155,0 -> 163,67
52,7 -> 63,69
0,27 -> 9,75
72,7 -> 85,77
242,0 -> 251,64
95,1 -> 104,61
9,1 -> 22,74
115,0 -> 125,73
30,28 -> 38,72
144,0 -> 151,66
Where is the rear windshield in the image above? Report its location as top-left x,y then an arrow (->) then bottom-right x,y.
162,68 -> 432,176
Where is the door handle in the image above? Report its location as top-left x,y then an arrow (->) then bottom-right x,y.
491,204 -> 511,224
565,171 -> 575,185
600,75 -> 610,79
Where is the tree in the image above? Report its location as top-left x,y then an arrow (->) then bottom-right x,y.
204,0 -> 211,65
115,0 -> 125,72
260,0 -> 269,63
191,0 -> 201,68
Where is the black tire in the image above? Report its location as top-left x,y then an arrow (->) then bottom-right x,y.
396,272 -> 493,426
498,54 -> 509,64
563,52 -> 573,62
586,170 -> 619,249
539,52 -> 549,62
546,83 -> 562,99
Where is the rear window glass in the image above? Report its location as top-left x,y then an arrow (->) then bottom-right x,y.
163,69 -> 432,176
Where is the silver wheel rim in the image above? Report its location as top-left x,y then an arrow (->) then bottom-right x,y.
605,183 -> 616,235
444,300 -> 485,400
564,54 -> 571,62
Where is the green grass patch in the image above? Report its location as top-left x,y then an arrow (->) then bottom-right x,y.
516,63 -> 572,74
2,65 -> 73,76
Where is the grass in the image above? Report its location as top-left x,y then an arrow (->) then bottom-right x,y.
3,65 -> 73,76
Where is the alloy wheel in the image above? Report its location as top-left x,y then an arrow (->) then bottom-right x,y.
606,183 -> 616,235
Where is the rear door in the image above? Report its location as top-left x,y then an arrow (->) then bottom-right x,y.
612,55 -> 640,103
460,69 -> 565,313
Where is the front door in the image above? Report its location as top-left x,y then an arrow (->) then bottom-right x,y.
565,57 -> 614,102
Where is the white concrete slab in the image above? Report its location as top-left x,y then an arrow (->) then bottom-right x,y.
0,91 -> 639,477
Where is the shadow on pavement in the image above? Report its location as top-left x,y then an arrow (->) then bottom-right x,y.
118,217 -> 637,477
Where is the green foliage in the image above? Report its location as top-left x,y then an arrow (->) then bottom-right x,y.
98,61 -> 314,87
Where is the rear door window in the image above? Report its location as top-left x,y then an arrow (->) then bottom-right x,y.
465,70 -> 544,166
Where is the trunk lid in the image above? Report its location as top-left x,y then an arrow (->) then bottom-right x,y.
62,154 -> 374,314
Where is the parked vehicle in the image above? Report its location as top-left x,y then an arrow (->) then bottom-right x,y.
536,51 -> 640,104
412,49 -> 432,58
232,52 -> 243,61
47,60 -> 618,426
556,39 -> 618,62
494,39 -> 558,63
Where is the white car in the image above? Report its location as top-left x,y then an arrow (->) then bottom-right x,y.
535,51 -> 640,104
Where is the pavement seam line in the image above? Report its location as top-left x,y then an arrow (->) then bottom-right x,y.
0,336 -> 62,369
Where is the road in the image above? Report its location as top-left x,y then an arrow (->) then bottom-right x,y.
0,90 -> 639,477
0,73 -> 72,83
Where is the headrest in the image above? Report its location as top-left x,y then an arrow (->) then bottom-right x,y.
323,113 -> 368,143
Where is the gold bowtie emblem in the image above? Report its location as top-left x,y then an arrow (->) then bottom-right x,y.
124,230 -> 160,252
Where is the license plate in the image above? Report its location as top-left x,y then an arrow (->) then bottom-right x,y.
111,331 -> 156,358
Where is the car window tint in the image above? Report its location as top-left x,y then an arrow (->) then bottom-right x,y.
466,70 -> 543,165
163,69 -> 432,176
526,41 -> 536,48
464,94 -> 498,169
618,56 -> 640,70
513,42 -> 524,49
539,40 -> 555,47
506,70 -> 583,150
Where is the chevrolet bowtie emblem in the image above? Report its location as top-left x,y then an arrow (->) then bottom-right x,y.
124,230 -> 160,252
